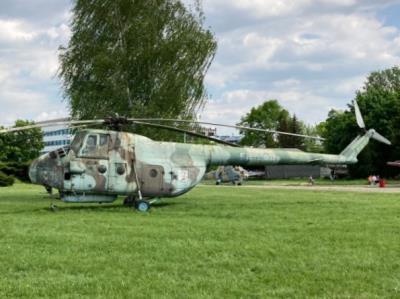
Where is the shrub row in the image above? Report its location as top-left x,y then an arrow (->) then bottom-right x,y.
0,162 -> 30,182
0,170 -> 15,187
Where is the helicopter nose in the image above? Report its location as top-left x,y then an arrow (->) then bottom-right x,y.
28,152 -> 65,189
28,159 -> 39,184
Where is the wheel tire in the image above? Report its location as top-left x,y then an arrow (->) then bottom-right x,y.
135,200 -> 150,212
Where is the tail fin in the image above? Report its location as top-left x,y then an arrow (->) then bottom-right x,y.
340,101 -> 390,163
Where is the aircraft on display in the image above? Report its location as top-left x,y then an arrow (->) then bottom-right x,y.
0,101 -> 390,211
204,165 -> 249,185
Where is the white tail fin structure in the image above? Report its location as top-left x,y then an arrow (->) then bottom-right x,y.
340,100 -> 391,162
353,100 -> 391,145
353,99 -> 366,129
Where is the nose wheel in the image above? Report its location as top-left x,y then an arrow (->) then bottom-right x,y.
135,200 -> 151,212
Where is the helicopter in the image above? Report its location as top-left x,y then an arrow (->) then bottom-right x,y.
204,165 -> 250,185
0,101 -> 390,212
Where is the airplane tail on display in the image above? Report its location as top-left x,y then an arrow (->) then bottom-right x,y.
340,100 -> 391,163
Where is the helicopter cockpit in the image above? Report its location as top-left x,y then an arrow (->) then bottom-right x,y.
78,133 -> 110,158
70,131 -> 112,159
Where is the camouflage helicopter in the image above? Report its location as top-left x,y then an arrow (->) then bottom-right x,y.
0,101 -> 390,212
204,165 -> 250,185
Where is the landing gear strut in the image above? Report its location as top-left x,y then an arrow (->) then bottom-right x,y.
130,161 -> 150,212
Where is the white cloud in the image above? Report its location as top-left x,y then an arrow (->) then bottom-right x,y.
201,1 -> 400,132
0,13 -> 70,126
35,110 -> 69,122
201,88 -> 332,135
0,19 -> 37,42
230,0 -> 308,18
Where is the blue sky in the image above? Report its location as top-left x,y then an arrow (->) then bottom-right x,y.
0,0 -> 399,135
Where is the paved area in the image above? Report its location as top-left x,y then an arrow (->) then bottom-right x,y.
200,184 -> 400,193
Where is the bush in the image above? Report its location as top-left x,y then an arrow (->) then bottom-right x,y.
0,161 -> 31,182
0,171 -> 14,187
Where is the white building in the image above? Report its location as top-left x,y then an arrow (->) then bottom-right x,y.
42,126 -> 74,154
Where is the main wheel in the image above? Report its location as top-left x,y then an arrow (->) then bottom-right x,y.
135,200 -> 151,212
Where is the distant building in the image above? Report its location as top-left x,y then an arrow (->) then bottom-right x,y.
215,135 -> 243,144
264,165 -> 335,179
42,126 -> 73,154
200,127 -> 217,137
198,126 -> 242,144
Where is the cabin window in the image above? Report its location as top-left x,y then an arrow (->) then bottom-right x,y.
86,135 -> 97,150
80,134 -> 110,158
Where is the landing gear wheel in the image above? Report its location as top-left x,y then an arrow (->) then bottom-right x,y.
135,200 -> 151,212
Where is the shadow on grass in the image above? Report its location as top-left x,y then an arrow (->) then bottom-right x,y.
151,201 -> 181,208
41,200 -> 182,213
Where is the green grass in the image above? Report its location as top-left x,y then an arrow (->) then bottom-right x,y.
1,183 -> 400,298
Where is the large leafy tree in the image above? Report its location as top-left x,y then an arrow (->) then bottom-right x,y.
238,100 -> 313,149
0,120 -> 44,163
237,100 -> 290,148
320,66 -> 400,178
59,0 -> 216,125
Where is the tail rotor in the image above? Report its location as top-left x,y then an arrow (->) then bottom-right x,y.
353,100 -> 391,145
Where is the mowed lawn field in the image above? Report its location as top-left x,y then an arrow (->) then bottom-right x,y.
1,184 -> 400,298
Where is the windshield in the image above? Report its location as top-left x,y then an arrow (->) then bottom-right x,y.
80,133 -> 110,158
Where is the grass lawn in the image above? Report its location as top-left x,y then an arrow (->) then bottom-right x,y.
0,183 -> 400,298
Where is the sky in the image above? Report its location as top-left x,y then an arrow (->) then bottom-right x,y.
0,0 -> 400,135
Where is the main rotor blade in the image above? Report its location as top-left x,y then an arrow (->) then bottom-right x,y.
131,120 -> 240,147
35,117 -> 72,125
353,100 -> 366,129
0,119 -> 104,134
129,118 -> 325,141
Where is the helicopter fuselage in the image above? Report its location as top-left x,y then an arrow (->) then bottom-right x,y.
29,129 -> 355,204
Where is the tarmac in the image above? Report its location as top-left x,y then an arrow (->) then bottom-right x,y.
200,184 -> 400,193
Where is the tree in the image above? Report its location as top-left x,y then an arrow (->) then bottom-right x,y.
277,114 -> 305,149
59,0 -> 217,126
320,66 -> 400,178
0,120 -> 44,163
302,124 -> 324,153
237,100 -> 290,147
0,120 -> 43,185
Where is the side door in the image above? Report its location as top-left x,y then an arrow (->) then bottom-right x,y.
67,133 -> 110,192
108,142 -> 138,195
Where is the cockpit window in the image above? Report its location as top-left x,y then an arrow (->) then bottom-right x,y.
86,135 -> 97,149
79,133 -> 109,158
100,134 -> 108,146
